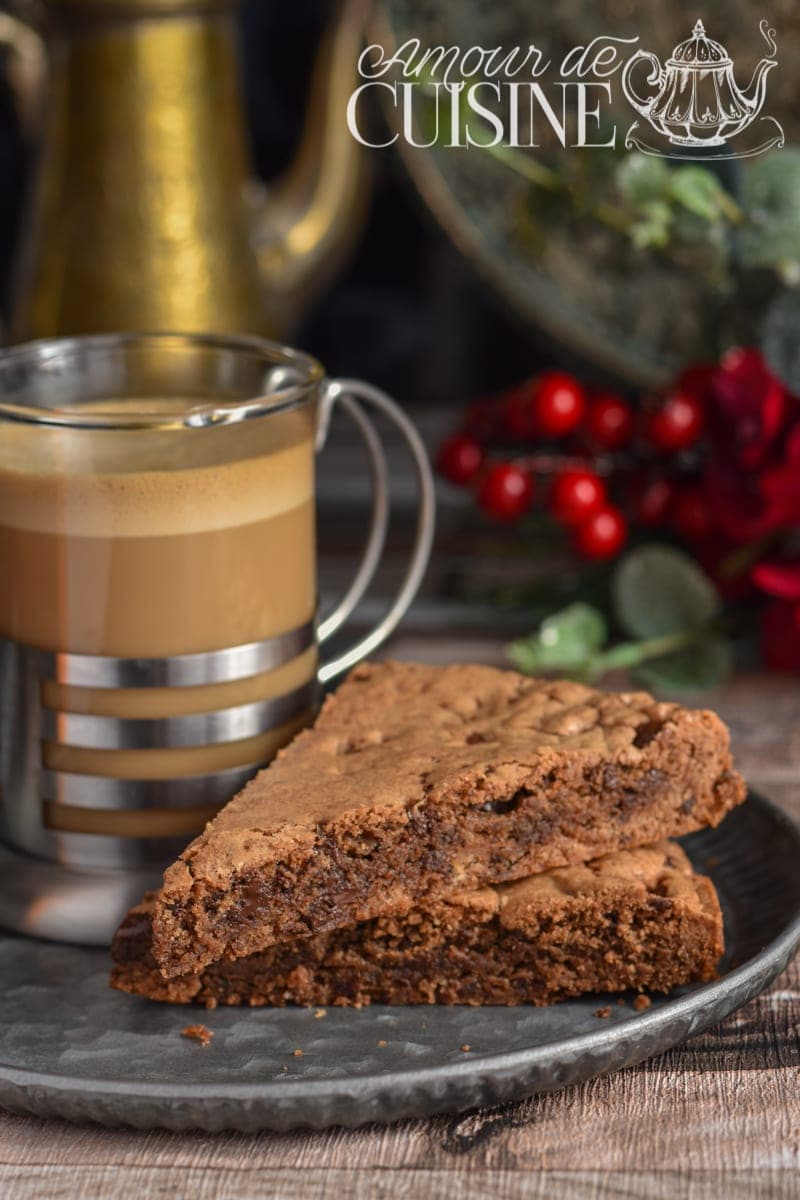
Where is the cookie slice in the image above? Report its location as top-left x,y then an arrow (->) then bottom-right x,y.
113,842 -> 724,1006
149,661 -> 744,979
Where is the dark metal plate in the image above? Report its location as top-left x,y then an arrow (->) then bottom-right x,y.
0,791 -> 798,1132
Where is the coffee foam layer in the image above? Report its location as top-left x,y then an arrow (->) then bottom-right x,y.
0,416 -> 314,537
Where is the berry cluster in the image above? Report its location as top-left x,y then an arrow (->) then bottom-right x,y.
436,369 -> 707,561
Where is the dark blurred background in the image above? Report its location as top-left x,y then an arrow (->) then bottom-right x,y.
241,0 -> 551,406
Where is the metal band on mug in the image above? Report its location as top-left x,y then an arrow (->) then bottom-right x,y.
45,619 -> 315,688
42,679 -> 317,750
0,630 -> 318,870
38,764 -> 267,811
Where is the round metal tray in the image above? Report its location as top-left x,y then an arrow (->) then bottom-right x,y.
0,790 -> 798,1131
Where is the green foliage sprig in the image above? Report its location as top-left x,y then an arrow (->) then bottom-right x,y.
413,71 -> 800,283
507,545 -> 733,692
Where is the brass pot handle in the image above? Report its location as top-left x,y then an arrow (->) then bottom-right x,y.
0,13 -> 47,136
315,378 -> 435,684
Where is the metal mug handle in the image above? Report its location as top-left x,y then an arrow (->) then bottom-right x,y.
315,378 -> 435,683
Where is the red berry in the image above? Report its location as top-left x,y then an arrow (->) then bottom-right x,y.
760,600 -> 800,671
632,476 -> 674,527
647,391 -> 705,452
586,393 -> 634,450
532,371 -> 586,437
503,386 -> 536,439
436,435 -> 483,486
462,400 -> 497,440
671,484 -> 715,542
478,463 -> 534,522
574,504 -> 627,560
550,469 -> 606,526
677,363 -> 715,404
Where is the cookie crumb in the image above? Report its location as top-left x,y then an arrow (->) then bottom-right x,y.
314,1008 -> 327,1019
292,1048 -> 303,1057
705,855 -> 720,869
376,1039 -> 387,1048
595,1006 -> 612,1019
181,1024 -> 213,1046
633,994 -> 652,1012
616,998 -> 626,1006
460,1044 -> 471,1052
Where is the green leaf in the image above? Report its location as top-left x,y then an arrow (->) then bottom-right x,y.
633,636 -> 733,693
616,154 -> 670,205
739,149 -> 800,272
668,166 -> 728,221
630,200 -> 672,249
507,602 -> 607,675
612,545 -> 721,639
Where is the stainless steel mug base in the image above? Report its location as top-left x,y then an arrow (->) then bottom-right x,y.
0,841 -> 162,945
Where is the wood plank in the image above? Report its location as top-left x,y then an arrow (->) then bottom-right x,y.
754,781 -> 800,824
700,675 -> 800,785
2,1166 -> 799,1200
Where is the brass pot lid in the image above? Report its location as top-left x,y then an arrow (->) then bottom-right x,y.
667,19 -> 732,68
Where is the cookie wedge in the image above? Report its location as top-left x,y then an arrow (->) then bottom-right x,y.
149,662 -> 744,979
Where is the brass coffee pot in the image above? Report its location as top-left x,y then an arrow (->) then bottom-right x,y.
0,0 -> 371,339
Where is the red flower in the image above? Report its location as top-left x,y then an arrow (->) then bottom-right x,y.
710,348 -> 790,469
702,348 -> 800,543
760,600 -> 800,671
759,452 -> 800,525
704,463 -> 771,542
751,559 -> 800,601
789,420 -> 800,464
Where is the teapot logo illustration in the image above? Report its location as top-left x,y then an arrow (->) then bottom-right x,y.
622,18 -> 784,159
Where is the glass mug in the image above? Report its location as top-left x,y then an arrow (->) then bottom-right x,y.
0,333 -> 434,940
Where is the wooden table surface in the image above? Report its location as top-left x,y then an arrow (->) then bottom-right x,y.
2,640 -> 799,1200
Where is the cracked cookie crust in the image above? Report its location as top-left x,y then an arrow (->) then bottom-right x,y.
147,661 -> 745,980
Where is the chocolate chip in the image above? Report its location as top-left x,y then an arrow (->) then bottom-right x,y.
480,791 -> 524,815
633,719 -> 663,749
